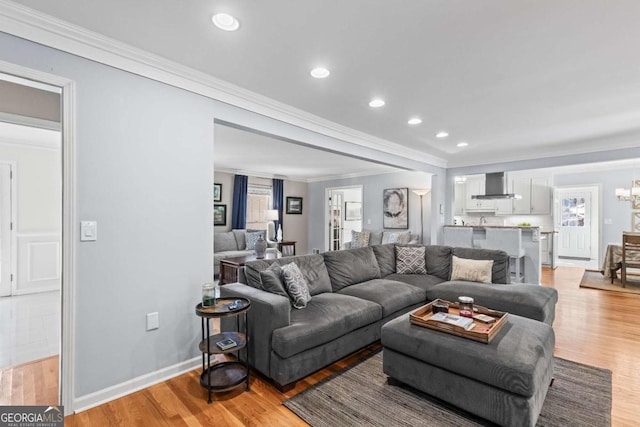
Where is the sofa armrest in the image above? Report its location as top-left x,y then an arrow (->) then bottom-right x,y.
266,239 -> 278,249
220,283 -> 291,378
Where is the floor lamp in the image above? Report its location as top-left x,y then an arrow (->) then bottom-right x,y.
412,189 -> 430,244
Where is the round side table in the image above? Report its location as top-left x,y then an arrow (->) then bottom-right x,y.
195,297 -> 250,403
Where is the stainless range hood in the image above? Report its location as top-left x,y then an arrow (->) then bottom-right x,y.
471,172 -> 521,200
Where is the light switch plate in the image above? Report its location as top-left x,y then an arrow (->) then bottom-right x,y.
80,221 -> 97,241
146,312 -> 159,331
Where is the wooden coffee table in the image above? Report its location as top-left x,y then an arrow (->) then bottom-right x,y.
219,252 -> 280,285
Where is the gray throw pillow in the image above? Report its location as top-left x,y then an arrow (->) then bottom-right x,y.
281,262 -> 312,309
395,246 -> 427,274
245,230 -> 266,250
259,264 -> 287,297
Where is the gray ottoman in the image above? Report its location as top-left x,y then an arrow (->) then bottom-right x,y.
381,313 -> 555,427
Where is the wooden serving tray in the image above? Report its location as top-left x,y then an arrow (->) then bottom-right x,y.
409,299 -> 508,344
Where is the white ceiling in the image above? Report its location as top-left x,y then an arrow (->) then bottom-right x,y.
12,0 -> 640,168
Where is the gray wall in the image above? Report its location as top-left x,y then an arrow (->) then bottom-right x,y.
213,171 -> 234,231
0,31 -> 394,398
307,171 -> 433,251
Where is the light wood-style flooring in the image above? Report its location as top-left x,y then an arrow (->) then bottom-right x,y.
4,267 -> 639,426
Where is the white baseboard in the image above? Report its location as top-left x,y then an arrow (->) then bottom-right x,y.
73,356 -> 201,413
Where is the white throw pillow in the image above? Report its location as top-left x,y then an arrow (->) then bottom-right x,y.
450,255 -> 493,283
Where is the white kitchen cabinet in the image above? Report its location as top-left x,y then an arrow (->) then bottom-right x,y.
530,177 -> 551,214
511,177 -> 532,214
495,198 -> 513,215
464,175 -> 495,212
509,175 -> 551,215
454,182 -> 465,215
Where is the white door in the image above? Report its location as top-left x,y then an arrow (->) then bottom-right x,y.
557,189 -> 591,258
0,163 -> 13,296
328,191 -> 343,251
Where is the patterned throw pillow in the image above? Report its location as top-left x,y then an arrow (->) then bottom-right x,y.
450,255 -> 494,283
351,230 -> 371,248
395,246 -> 427,274
281,262 -> 312,309
245,230 -> 266,250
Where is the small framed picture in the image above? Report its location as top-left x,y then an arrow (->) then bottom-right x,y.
345,202 -> 362,221
214,204 -> 227,226
214,183 -> 222,202
286,197 -> 303,214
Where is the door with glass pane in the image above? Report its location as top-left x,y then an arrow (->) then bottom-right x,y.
557,189 -> 591,258
328,191 -> 343,251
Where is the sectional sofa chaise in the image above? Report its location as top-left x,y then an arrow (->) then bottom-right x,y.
220,243 -> 558,391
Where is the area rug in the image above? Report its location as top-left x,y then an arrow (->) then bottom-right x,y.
284,351 -> 611,427
579,270 -> 640,295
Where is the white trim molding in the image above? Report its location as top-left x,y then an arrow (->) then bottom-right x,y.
73,357 -> 200,413
0,0 -> 446,169
16,233 -> 61,295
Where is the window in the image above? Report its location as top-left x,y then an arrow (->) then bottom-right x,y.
561,197 -> 585,227
246,185 -> 272,231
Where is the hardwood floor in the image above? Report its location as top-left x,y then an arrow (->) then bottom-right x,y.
18,266 -> 639,426
0,355 -> 58,406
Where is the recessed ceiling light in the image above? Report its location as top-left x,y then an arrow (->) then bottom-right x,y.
457,142 -> 469,147
212,13 -> 240,31
408,118 -> 422,125
310,67 -> 330,79
436,131 -> 449,138
369,98 -> 385,108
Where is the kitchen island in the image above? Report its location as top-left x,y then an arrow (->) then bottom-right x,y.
443,225 -> 541,284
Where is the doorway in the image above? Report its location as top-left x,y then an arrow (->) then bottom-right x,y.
555,186 -> 599,269
325,185 -> 363,251
0,70 -> 64,408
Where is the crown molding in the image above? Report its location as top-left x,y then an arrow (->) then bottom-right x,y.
0,0 -> 447,169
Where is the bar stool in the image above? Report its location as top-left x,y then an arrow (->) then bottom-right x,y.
484,228 -> 526,282
443,227 -> 474,248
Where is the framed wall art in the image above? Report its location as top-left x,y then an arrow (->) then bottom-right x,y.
345,201 -> 362,221
214,204 -> 227,226
214,183 -> 222,202
286,197 -> 303,214
383,188 -> 408,229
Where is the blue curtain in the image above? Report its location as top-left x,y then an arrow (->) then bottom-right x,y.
231,175 -> 248,229
273,178 -> 284,234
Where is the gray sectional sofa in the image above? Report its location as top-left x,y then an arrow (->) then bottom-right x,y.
220,244 -> 558,391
